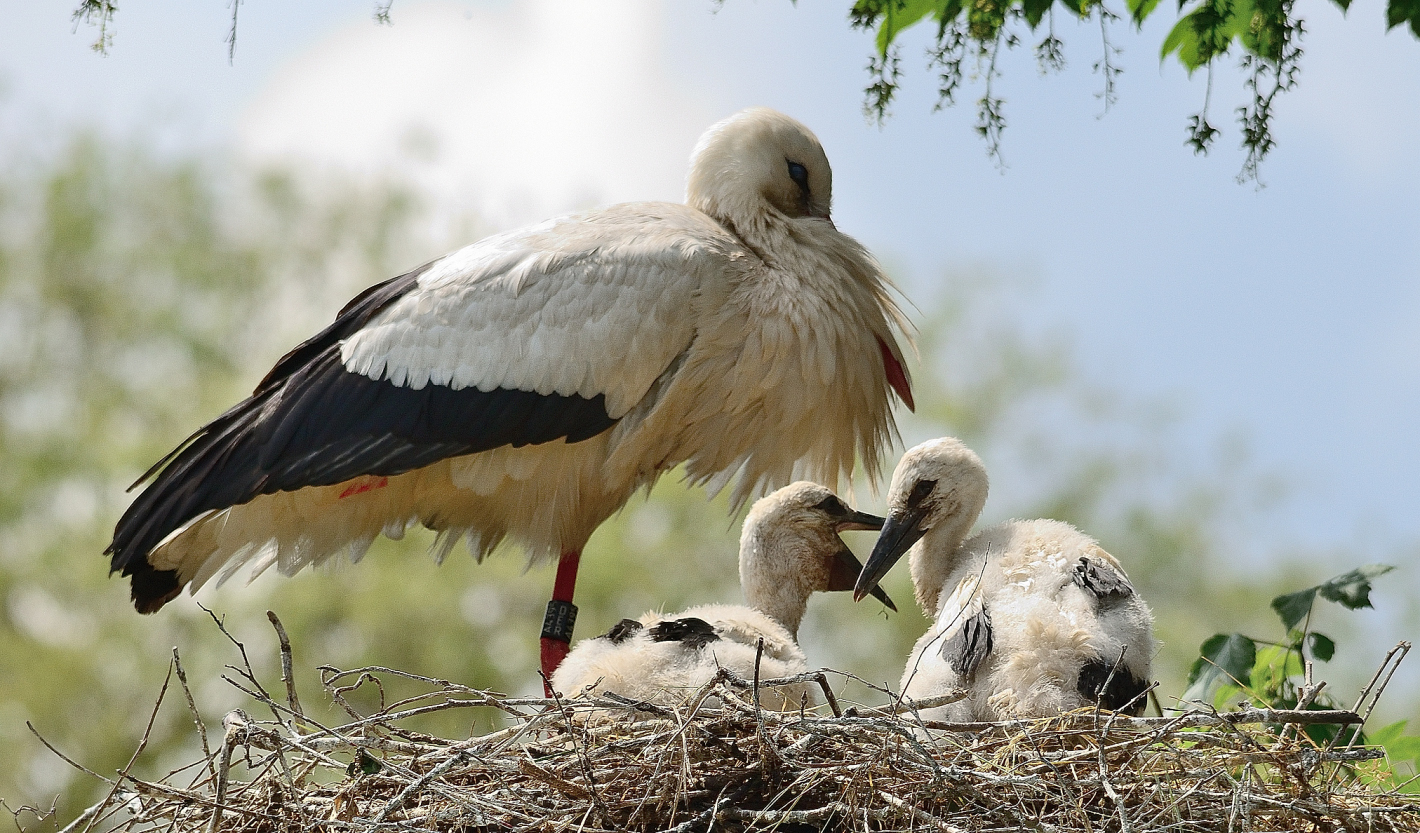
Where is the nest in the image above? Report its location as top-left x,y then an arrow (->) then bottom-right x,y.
52,620 -> 1420,833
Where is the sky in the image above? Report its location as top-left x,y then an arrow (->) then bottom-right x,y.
1,0 -> 1417,575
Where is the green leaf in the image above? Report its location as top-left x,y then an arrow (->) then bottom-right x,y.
1258,643 -> 1305,681
1129,0 -> 1165,26
1390,735 -> 1420,762
1271,587 -> 1317,631
1163,0 -> 1252,69
1211,681 -> 1244,710
1270,565 -> 1394,631
347,748 -> 383,777
1329,0 -> 1353,11
1317,564 -> 1395,610
1160,14 -> 1194,62
875,0 -> 939,54
1305,632 -> 1336,662
1183,633 -> 1256,704
1370,720 -> 1408,748
1238,0 -> 1286,62
1387,0 -> 1420,37
1023,0 -> 1055,28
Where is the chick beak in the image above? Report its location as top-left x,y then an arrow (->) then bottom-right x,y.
827,541 -> 897,612
853,504 -> 930,602
834,508 -> 886,534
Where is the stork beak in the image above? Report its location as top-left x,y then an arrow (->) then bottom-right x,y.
834,508 -> 886,533
822,506 -> 894,610
853,505 -> 930,602
827,540 -> 897,612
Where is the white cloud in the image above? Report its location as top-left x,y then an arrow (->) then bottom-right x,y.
239,0 -> 717,228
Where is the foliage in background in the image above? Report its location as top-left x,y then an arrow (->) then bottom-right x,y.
1180,564 -> 1420,787
0,134 -> 1413,829
847,0 -> 1419,181
1183,566 -> 1394,739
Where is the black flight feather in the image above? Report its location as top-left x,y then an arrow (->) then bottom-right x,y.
108,262 -> 620,613
603,619 -> 644,645
648,618 -> 720,650
942,607 -> 994,678
1072,557 -> 1135,605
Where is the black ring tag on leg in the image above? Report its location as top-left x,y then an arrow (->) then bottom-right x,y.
541,600 -> 578,643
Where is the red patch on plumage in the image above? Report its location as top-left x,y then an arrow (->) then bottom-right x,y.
338,477 -> 389,499
877,336 -> 914,412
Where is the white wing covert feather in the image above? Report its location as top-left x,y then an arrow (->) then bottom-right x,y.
341,203 -> 727,418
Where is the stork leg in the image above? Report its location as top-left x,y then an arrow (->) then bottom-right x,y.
539,549 -> 581,696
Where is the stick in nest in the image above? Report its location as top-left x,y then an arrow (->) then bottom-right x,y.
39,628 -> 1420,833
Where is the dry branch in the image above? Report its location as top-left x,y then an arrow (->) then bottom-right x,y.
48,630 -> 1420,833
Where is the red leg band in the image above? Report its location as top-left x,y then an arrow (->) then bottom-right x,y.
540,550 -> 582,696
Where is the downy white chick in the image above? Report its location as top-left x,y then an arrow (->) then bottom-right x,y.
854,438 -> 1154,722
552,482 -> 894,710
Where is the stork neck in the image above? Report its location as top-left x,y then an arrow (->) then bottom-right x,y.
739,536 -> 815,638
746,583 -> 811,638
910,517 -> 977,616
712,210 -> 787,268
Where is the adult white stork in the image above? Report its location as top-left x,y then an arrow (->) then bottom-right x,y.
853,438 -> 1154,721
106,108 -> 914,684
551,482 -> 895,710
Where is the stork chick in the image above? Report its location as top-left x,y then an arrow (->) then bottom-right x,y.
854,438 -> 1155,722
551,483 -> 895,710
106,108 -> 914,683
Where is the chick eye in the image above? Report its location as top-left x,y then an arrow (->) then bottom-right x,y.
813,495 -> 847,516
786,160 -> 810,193
907,479 -> 937,507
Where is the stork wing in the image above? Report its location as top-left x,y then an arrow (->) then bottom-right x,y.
1071,551 -> 1136,605
109,203 -> 728,598
936,573 -> 994,678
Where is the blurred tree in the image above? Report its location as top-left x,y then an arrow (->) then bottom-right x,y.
844,0 -> 1418,182
0,135 -> 434,827
0,132 -> 1411,829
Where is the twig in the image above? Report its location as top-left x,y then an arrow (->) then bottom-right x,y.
1346,641 -> 1410,748
850,691 -> 968,718
207,710 -> 246,833
81,658 -> 174,833
372,749 -> 467,822
542,671 -> 609,824
518,757 -> 594,801
200,604 -> 282,724
875,790 -> 966,832
809,670 -> 843,718
26,724 -> 115,785
225,0 -> 241,64
172,647 -> 215,783
752,638 -> 768,759
266,611 -> 305,722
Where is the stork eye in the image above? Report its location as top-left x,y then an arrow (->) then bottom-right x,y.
813,495 -> 847,516
786,160 -> 810,194
907,480 -> 937,507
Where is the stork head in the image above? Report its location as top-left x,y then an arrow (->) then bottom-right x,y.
739,482 -> 895,635
687,108 -> 833,226
854,438 -> 990,611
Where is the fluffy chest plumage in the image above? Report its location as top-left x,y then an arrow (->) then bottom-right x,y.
649,249 -> 894,502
